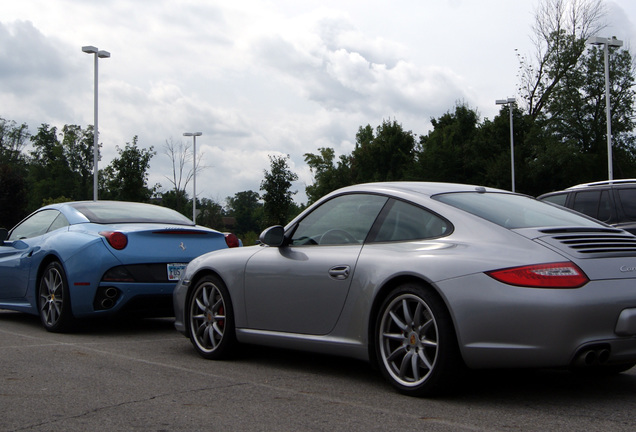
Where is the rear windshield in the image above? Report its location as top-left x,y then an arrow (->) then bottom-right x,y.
70,202 -> 194,225
434,192 -> 603,229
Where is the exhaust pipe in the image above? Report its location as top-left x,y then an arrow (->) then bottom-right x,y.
575,350 -> 597,367
598,349 -> 610,364
94,287 -> 121,310
101,298 -> 115,309
573,346 -> 611,367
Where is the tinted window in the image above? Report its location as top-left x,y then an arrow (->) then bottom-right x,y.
435,192 -> 602,229
291,194 -> 388,245
540,193 -> 568,206
572,191 -> 601,219
373,200 -> 450,242
70,201 -> 194,225
9,210 -> 68,240
618,188 -> 636,220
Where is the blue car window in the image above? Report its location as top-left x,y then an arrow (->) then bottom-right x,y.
9,210 -> 63,241
291,194 -> 388,246
48,213 -> 70,233
70,201 -> 194,225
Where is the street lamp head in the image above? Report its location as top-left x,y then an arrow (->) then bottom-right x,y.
496,98 -> 515,105
183,132 -> 203,137
587,36 -> 623,47
608,36 -> 623,48
98,50 -> 111,58
82,46 -> 99,54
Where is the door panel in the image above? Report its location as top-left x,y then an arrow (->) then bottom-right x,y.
244,244 -> 362,334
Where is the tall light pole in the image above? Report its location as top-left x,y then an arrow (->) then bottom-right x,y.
587,36 -> 623,181
496,97 -> 516,192
82,45 -> 110,201
183,132 -> 202,223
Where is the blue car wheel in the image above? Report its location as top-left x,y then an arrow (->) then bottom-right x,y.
38,261 -> 75,332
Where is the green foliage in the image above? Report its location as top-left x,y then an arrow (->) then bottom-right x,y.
160,189 -> 190,215
100,136 -> 157,202
0,118 -> 29,228
0,163 -> 27,228
415,104 -> 482,184
304,147 -> 352,204
260,154 -> 299,226
225,190 -> 263,235
352,120 -> 416,183
28,124 -> 80,209
196,197 -> 225,229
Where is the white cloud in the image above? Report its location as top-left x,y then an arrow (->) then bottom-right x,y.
2,0 -> 635,210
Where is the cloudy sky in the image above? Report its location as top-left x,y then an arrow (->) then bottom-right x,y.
2,1 -> 635,205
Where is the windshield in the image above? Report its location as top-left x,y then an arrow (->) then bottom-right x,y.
70,202 -> 194,225
434,192 -> 603,229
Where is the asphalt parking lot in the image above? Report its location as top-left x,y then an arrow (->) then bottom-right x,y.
2,309 -> 636,432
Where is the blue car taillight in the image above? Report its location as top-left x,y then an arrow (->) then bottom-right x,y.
100,231 -> 128,250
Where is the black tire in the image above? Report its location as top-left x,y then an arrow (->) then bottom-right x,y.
187,275 -> 236,359
376,283 -> 462,397
38,261 -> 74,332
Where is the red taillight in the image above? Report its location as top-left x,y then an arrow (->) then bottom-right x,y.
100,231 -> 128,250
224,233 -> 240,248
486,262 -> 589,288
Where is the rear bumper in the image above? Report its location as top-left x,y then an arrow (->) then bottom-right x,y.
438,274 -> 636,369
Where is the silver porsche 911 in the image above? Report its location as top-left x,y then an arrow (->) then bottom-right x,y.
173,182 -> 636,396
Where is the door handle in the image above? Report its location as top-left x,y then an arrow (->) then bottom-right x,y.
328,265 -> 350,280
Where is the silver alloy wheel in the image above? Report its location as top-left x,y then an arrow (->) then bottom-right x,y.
39,264 -> 65,328
190,280 -> 227,354
378,293 -> 439,387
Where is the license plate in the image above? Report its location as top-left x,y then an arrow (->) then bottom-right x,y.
167,263 -> 187,281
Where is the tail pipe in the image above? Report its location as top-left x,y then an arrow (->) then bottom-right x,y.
94,286 -> 122,311
573,345 -> 611,367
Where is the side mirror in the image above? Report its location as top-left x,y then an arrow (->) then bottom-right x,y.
258,225 -> 285,247
0,228 -> 7,243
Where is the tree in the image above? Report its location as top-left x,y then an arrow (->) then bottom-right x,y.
61,124 -> 95,200
0,117 -> 29,227
304,147 -> 353,204
0,117 -> 29,165
517,0 -> 606,119
161,137 -> 200,214
415,104 -> 482,184
260,154 -> 299,226
351,119 -> 416,183
101,136 -> 157,202
196,197 -> 225,229
28,124 -> 78,209
225,190 -> 263,236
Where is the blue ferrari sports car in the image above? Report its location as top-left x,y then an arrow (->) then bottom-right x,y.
0,200 -> 240,332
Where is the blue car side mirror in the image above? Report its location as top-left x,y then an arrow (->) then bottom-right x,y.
0,228 -> 7,243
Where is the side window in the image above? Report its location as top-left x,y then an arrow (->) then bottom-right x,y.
572,191 -> 601,219
8,210 -> 67,241
48,213 -> 70,232
372,200 -> 450,242
540,193 -> 568,207
290,194 -> 388,246
617,188 -> 636,220
596,190 -> 612,222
